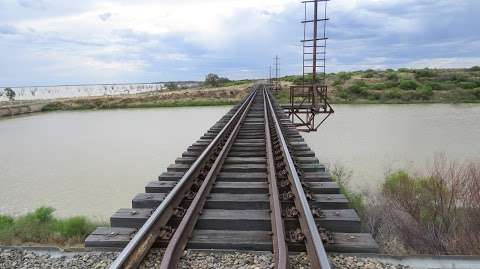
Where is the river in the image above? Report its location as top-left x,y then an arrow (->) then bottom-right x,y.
0,104 -> 479,219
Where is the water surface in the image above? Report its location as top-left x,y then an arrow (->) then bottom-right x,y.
0,107 -> 230,219
303,104 -> 480,192
0,104 -> 479,218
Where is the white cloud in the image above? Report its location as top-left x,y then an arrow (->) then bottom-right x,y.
0,0 -> 479,85
407,57 -> 480,69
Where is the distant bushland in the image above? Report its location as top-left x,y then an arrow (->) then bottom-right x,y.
277,67 -> 480,104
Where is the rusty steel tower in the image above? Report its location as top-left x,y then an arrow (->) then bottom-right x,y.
284,0 -> 334,132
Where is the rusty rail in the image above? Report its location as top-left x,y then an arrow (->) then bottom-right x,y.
263,87 -> 289,269
265,90 -> 332,269
109,89 -> 257,269
158,89 -> 257,269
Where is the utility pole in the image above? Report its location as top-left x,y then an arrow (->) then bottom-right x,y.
274,55 -> 280,91
269,65 -> 272,86
285,0 -> 333,132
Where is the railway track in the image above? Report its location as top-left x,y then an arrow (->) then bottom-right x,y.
86,85 -> 378,268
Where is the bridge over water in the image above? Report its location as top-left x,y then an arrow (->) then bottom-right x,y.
85,85 -> 378,269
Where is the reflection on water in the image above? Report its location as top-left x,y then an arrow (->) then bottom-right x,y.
0,104 -> 479,218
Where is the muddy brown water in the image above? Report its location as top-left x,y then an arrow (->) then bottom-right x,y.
0,104 -> 479,219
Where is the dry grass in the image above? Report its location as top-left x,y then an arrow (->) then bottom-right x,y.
366,154 -> 480,255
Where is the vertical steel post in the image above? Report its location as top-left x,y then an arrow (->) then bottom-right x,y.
269,65 -> 272,85
312,0 -> 318,82
275,55 -> 280,90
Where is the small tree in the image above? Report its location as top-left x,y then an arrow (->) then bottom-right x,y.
4,88 -> 16,101
205,73 -> 221,87
399,79 -> 419,91
165,82 -> 178,91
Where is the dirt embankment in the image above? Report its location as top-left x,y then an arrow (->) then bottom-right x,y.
42,84 -> 253,111
0,103 -> 47,118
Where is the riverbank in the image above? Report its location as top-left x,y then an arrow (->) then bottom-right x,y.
2,71 -> 480,117
334,155 -> 480,256
40,83 -> 252,112
41,86 -> 480,114
0,207 -> 102,248
0,102 -> 47,117
280,67 -> 480,104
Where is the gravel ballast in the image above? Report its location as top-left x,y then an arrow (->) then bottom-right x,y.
0,248 -> 415,269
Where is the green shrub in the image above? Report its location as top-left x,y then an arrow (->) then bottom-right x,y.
331,165 -> 365,218
425,82 -> 446,91
447,89 -> 480,102
281,75 -> 300,83
367,92 -> 381,100
362,69 -> 375,78
369,83 -> 386,90
337,87 -> 349,99
386,72 -> 399,81
337,72 -> 352,81
414,68 -> 436,79
474,88 -> 480,99
0,207 -> 101,246
399,79 -> 419,90
384,80 -> 400,88
58,216 -> 95,238
384,88 -> 402,99
0,215 -> 14,230
450,73 -> 469,82
332,80 -> 342,86
416,85 -> 434,100
12,207 -> 56,242
347,82 -> 368,96
458,81 -> 477,89
383,171 -> 422,219
32,207 -> 55,223
470,66 -> 480,71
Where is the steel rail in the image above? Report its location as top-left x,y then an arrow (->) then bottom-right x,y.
263,87 -> 289,269
109,89 -> 257,269
265,90 -> 332,269
159,88 -> 258,269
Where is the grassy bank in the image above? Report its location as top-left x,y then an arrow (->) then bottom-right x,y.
279,67 -> 480,104
33,67 -> 480,113
40,82 -> 252,112
42,98 -> 240,112
335,155 -> 480,255
0,207 -> 103,247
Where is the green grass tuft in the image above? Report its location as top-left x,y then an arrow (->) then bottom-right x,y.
58,216 -> 96,238
0,207 -> 104,246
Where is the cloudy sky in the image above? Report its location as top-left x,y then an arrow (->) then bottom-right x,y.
0,0 -> 479,86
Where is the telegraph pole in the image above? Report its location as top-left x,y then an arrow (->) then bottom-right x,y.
274,55 -> 280,90
269,65 -> 272,86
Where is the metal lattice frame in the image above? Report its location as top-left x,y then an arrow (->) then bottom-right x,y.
285,0 -> 334,132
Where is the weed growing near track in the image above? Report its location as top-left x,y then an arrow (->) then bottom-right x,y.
0,207 -> 103,246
